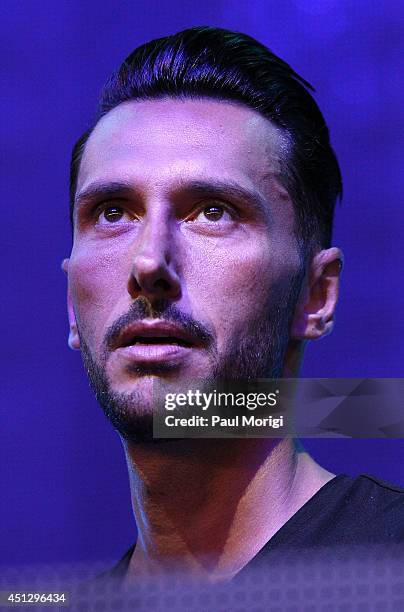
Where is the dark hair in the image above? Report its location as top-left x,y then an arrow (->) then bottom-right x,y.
70,26 -> 342,255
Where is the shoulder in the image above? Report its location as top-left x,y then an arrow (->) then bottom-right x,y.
284,473 -> 404,547
346,473 -> 404,505
337,473 -> 404,542
99,544 -> 135,583
76,545 -> 135,594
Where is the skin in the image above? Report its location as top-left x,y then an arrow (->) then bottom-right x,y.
63,98 -> 343,581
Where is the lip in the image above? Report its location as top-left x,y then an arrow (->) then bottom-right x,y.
114,320 -> 199,348
115,342 -> 192,364
112,320 -> 199,364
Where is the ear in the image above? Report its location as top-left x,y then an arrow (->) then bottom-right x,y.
290,247 -> 343,341
61,258 -> 80,350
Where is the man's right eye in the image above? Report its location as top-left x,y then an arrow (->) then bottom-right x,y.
97,206 -> 127,224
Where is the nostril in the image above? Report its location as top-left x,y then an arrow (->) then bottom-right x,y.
127,268 -> 181,300
128,275 -> 142,297
154,278 -> 171,291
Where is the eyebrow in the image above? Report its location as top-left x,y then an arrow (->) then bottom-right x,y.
179,180 -> 270,217
75,179 -> 271,219
75,181 -> 141,207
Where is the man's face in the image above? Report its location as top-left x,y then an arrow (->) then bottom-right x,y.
66,98 -> 304,439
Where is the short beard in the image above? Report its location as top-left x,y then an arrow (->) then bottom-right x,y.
79,269 -> 305,443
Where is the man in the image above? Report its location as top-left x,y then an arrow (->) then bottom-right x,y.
63,27 -> 404,587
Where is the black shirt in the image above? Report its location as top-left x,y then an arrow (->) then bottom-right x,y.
107,473 -> 404,580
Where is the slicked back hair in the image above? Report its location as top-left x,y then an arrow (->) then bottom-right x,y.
69,26 -> 342,258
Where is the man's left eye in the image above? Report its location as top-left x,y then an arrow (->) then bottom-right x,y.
192,204 -> 232,223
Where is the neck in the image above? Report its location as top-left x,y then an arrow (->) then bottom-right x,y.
122,436 -> 334,582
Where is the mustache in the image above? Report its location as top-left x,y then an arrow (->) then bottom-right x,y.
103,297 -> 215,352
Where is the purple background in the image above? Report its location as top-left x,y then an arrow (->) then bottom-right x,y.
1,1 -> 403,567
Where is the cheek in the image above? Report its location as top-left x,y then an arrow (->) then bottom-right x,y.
184,235 -> 295,327
68,246 -> 130,345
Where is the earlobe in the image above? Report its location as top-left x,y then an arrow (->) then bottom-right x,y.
67,289 -> 80,350
61,258 -> 69,275
63,258 -> 81,350
68,322 -> 81,350
290,248 -> 343,341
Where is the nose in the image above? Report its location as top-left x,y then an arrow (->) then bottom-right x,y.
128,215 -> 181,302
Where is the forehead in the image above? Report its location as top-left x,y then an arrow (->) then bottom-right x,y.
77,98 -> 290,195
